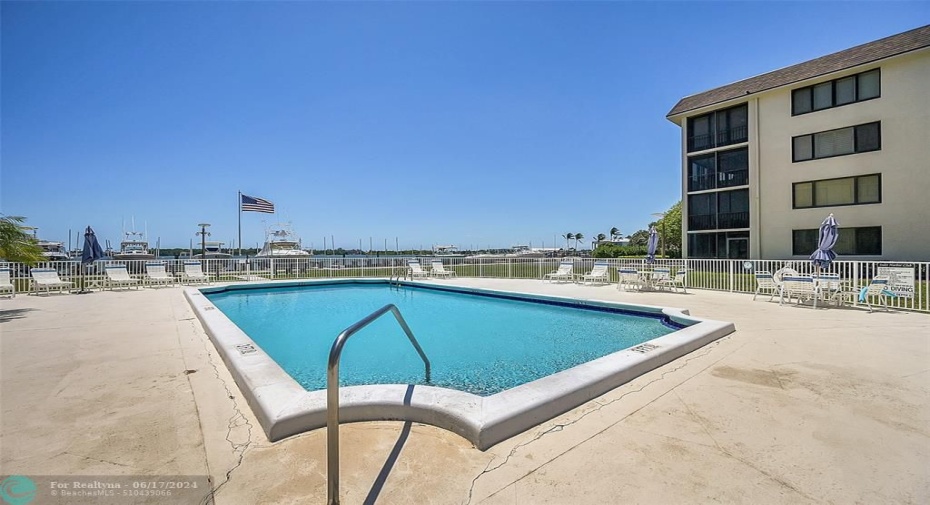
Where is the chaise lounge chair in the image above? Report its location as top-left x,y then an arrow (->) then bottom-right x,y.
0,268 -> 15,298
30,268 -> 74,295
144,262 -> 176,287
580,261 -> 610,285
780,275 -> 818,307
105,264 -> 141,290
429,260 -> 456,278
544,261 -> 574,283
181,261 -> 212,284
753,270 -> 779,301
407,260 -> 429,279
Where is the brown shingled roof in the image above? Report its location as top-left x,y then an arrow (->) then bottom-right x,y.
666,24 -> 930,118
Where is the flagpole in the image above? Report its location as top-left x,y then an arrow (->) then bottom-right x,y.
238,191 -> 242,257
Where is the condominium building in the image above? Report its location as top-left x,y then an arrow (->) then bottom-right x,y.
666,25 -> 930,261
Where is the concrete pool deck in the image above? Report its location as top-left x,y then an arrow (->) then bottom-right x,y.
1,279 -> 928,504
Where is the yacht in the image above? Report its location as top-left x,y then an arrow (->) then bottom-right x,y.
256,224 -> 311,257
37,239 -> 71,262
112,231 -> 156,261
193,241 -> 233,259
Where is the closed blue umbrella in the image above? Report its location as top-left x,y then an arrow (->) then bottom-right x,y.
82,226 -> 105,264
645,226 -> 659,264
810,213 -> 839,269
79,226 -> 105,293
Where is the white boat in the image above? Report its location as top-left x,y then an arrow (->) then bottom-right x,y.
193,241 -> 233,259
112,231 -> 156,261
37,239 -> 71,262
256,224 -> 311,257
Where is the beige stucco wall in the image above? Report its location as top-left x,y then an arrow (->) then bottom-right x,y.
755,49 -> 930,261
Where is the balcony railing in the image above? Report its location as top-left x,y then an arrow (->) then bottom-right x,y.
688,214 -> 717,231
688,173 -> 716,192
717,211 -> 750,229
688,125 -> 749,153
718,169 -> 748,188
716,125 -> 748,147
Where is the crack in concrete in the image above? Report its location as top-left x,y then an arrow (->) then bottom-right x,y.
180,316 -> 256,505
62,451 -> 134,469
464,337 -> 732,504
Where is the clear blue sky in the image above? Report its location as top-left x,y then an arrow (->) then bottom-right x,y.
2,2 -> 926,251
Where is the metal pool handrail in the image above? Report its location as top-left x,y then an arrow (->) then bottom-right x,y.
327,303 -> 430,505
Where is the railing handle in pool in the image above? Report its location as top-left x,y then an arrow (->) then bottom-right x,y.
327,303 -> 430,505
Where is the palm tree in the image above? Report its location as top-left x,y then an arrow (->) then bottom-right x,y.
609,227 -> 620,240
0,215 -> 44,264
562,232 -> 574,250
574,233 -> 584,251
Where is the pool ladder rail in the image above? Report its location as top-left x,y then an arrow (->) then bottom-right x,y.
389,267 -> 407,286
327,303 -> 430,505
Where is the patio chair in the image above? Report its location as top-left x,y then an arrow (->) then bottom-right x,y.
181,261 -> 212,284
407,260 -> 429,279
816,273 -> 843,304
429,260 -> 456,278
580,261 -> 610,285
655,268 -> 688,293
753,270 -> 779,301
30,268 -> 74,295
0,268 -> 15,298
544,261 -> 574,283
616,268 -> 642,291
857,275 -> 894,312
104,264 -> 141,290
651,267 -> 671,285
780,275 -> 818,306
145,262 -> 176,287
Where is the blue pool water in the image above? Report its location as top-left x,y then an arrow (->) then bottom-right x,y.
206,283 -> 684,396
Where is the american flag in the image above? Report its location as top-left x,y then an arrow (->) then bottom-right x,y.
241,194 -> 275,213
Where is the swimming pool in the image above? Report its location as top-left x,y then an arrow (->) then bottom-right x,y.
206,283 -> 685,396
188,279 -> 735,449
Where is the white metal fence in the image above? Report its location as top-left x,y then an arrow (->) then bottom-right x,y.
3,257 -> 928,313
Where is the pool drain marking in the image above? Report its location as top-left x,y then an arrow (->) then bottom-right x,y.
630,343 -> 659,353
236,344 -> 258,355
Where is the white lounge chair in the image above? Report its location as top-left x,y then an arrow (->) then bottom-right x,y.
429,260 -> 456,278
544,261 -> 574,283
656,268 -> 688,293
753,271 -> 779,301
181,261 -> 212,284
0,268 -> 15,298
407,260 -> 429,279
145,262 -> 176,287
105,264 -> 140,290
857,275 -> 893,312
580,261 -> 610,285
617,268 -> 642,291
30,268 -> 74,295
780,275 -> 818,306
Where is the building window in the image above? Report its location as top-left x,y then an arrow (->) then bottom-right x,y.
687,104 -> 748,152
688,147 -> 748,192
792,122 -> 880,162
791,68 -> 880,115
792,174 -> 881,209
792,226 -> 882,255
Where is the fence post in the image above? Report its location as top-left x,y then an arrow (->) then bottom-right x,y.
729,260 -> 734,292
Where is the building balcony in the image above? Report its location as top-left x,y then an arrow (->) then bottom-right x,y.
718,169 -> 748,188
717,211 -> 750,229
688,214 -> 717,231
